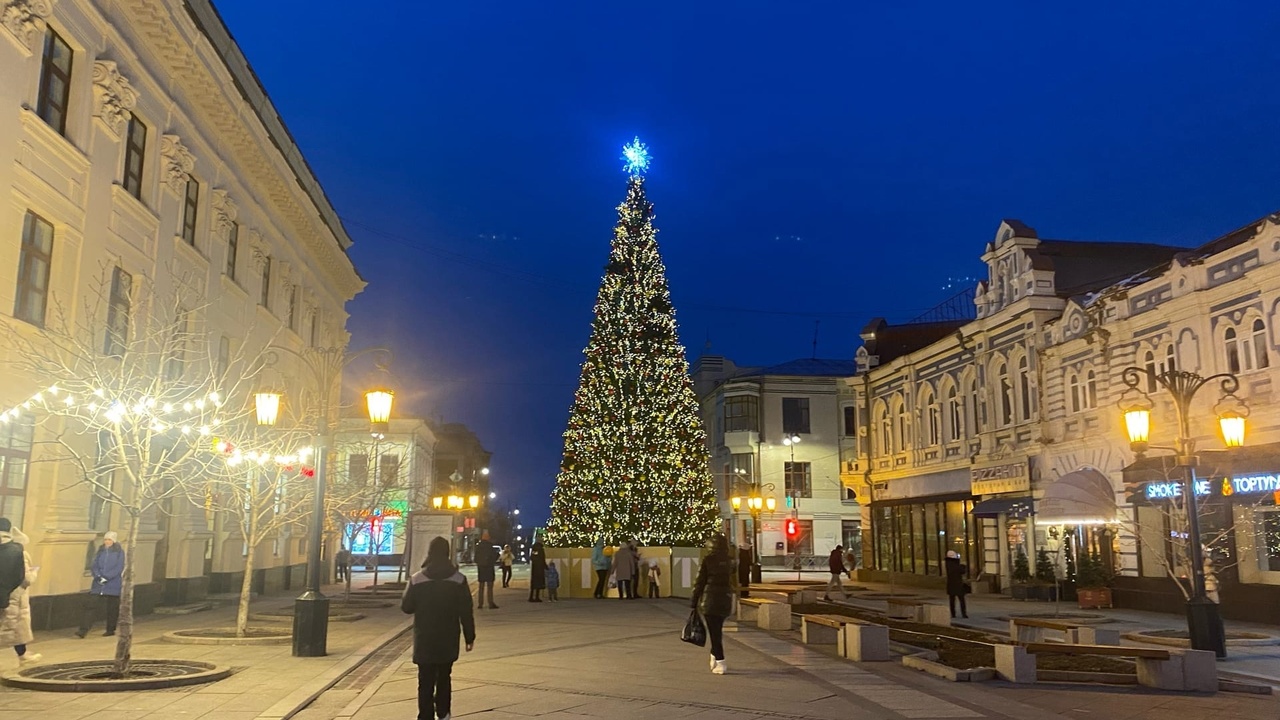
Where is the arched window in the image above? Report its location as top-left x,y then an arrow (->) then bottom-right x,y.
1068,373 -> 1081,414
946,385 -> 962,442
996,360 -> 1013,426
1225,327 -> 1240,374
1085,370 -> 1098,409
892,397 -> 908,453
1143,350 -> 1157,392
1164,344 -> 1177,374
1018,356 -> 1031,421
875,402 -> 891,456
926,391 -> 941,447
967,377 -> 981,436
1252,318 -> 1269,370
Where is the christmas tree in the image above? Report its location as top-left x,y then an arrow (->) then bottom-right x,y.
544,139 -> 719,547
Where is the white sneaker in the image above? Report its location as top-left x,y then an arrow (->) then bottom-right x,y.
709,653 -> 716,669
712,659 -> 726,675
19,653 -> 42,665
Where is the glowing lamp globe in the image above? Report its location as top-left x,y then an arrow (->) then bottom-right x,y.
468,495 -> 481,509
1219,412 -> 1246,448
255,392 -> 281,427
765,497 -> 777,511
365,389 -> 394,426
731,496 -> 742,511
432,496 -> 444,510
1124,407 -> 1151,453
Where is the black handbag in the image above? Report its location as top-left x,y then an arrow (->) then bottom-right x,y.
680,609 -> 707,647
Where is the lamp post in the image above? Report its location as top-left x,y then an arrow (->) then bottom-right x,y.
731,484 -> 776,583
1119,366 -> 1246,658
782,434 -> 802,571
256,345 -> 393,657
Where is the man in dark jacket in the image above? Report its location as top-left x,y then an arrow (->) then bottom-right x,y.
823,545 -> 846,601
474,532 -> 498,610
944,551 -> 969,618
403,537 -> 475,720
0,518 -> 24,610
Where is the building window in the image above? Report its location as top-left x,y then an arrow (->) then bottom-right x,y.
122,114 -> 147,198
181,178 -> 199,246
103,267 -> 132,356
348,454 -> 369,485
308,311 -> 319,347
891,398 -> 907,452
724,395 -> 758,433
0,414 -> 34,527
288,285 -> 299,332
920,387 -> 940,447
787,519 -> 814,557
1252,319 -> 1270,370
225,222 -> 239,280
1143,350 -> 1158,391
36,28 -> 73,135
728,453 -> 754,490
781,397 -> 810,435
14,212 -> 55,328
1085,370 -> 1098,409
946,385 -> 962,442
1069,374 -> 1081,414
260,256 -> 272,308
378,454 -> 401,486
966,378 -> 980,436
784,462 -> 811,498
1225,327 -> 1241,374
90,430 -> 116,531
217,335 -> 231,379
842,406 -> 856,437
1017,356 -> 1031,421
876,404 -> 891,456
1164,344 -> 1177,374
1257,509 -> 1280,572
163,308 -> 189,381
997,360 -> 1013,426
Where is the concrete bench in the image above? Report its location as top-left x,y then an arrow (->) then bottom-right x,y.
996,642 -> 1216,692
885,598 -> 951,627
800,614 -> 890,662
1009,617 -> 1119,645
753,584 -> 820,606
738,597 -> 790,630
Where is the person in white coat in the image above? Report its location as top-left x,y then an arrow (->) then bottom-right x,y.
0,520 -> 39,666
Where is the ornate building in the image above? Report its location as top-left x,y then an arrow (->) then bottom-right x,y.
0,0 -> 361,624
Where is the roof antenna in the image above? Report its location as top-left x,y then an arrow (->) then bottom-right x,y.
704,330 -> 712,354
812,320 -> 820,359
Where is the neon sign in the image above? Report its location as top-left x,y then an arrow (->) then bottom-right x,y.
1228,474 -> 1280,495
1145,481 -> 1210,500
1145,473 -> 1280,501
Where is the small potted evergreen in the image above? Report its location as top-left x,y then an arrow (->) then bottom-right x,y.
1076,552 -> 1114,609
1010,547 -> 1032,600
1033,548 -> 1059,601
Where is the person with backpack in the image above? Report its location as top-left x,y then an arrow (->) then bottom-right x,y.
402,537 -> 475,720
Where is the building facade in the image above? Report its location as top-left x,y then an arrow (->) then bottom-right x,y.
430,423 -> 492,562
0,0 -> 361,625
694,356 -> 861,566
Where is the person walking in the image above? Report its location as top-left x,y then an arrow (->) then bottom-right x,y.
944,550 -> 969,618
691,533 -> 737,675
737,542 -> 753,598
499,545 -> 514,588
629,543 -> 641,599
545,560 -> 560,601
611,540 -> 637,600
646,560 -> 661,598
335,546 -> 350,583
527,541 -> 546,602
76,532 -> 124,638
402,537 -> 475,720
843,546 -> 858,580
0,520 -> 39,666
474,532 -> 498,610
590,539 -> 610,599
823,545 -> 846,601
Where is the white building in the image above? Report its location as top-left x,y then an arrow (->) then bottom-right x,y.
694,356 -> 861,565
332,417 -> 436,560
0,0 -> 362,624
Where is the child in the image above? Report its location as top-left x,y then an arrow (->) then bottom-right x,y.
647,560 -> 661,598
545,560 -> 560,601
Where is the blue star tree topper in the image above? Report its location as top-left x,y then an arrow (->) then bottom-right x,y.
622,136 -> 651,176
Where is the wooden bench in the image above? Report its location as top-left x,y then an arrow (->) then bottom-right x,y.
996,642 -> 1216,692
752,583 -> 820,606
885,598 -> 951,627
1009,617 -> 1119,645
737,597 -> 790,630
800,614 -> 890,662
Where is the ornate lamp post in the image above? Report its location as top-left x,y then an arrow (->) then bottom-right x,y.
1119,366 -> 1247,658
255,345 -> 393,657
731,484 -> 776,583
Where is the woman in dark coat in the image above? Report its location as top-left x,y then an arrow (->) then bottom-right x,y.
528,541 -> 547,602
691,533 -> 737,675
944,550 -> 968,618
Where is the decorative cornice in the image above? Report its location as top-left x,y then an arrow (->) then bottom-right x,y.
0,0 -> 55,49
160,134 -> 195,194
90,60 -> 139,137
210,189 -> 237,233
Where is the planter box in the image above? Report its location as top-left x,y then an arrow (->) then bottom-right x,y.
1012,584 -> 1057,601
1011,584 -> 1031,600
1078,587 -> 1113,609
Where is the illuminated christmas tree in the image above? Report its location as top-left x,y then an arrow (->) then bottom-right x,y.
545,139 -> 719,547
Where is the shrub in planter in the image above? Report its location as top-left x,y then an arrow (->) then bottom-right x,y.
1010,547 -> 1033,599
1075,552 -> 1114,609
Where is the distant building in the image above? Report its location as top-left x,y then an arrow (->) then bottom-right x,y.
332,417 -> 436,562
693,356 -> 862,566
431,422 -> 492,562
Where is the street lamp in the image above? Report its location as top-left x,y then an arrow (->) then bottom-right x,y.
730,483 -> 777,583
1119,366 -> 1247,658
259,345 -> 393,657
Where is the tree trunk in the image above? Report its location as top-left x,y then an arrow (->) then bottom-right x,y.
112,512 -> 142,677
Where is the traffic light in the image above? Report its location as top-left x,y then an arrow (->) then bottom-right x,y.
785,518 -> 798,538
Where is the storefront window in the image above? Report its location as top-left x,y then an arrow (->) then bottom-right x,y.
1258,510 -> 1280,572
873,499 -> 982,578
910,504 -> 927,574
924,504 -> 941,575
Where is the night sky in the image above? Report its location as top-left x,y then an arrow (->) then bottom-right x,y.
214,1 -> 1280,528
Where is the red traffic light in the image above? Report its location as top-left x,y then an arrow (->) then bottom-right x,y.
785,519 -> 798,537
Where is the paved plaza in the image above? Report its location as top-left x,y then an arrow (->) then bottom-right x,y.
0,570 -> 1277,720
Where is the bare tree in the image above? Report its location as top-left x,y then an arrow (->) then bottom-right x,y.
328,435 -> 412,598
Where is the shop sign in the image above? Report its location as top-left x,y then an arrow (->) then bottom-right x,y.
1144,473 -> 1280,501
970,461 -> 1029,496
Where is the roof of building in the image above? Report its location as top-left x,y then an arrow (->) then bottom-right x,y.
1026,240 -> 1187,297
859,318 -> 968,366
736,358 -> 859,379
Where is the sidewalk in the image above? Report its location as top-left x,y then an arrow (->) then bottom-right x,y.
318,570 -> 1280,720
0,574 -> 411,720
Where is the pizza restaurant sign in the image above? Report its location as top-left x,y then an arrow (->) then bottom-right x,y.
971,461 -> 1030,496
1144,473 -> 1280,501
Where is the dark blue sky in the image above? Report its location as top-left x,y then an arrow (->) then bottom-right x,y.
216,1 -> 1280,527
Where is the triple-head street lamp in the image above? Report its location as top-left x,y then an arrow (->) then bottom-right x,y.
1119,365 -> 1247,658
731,484 -> 777,583
254,345 -> 393,657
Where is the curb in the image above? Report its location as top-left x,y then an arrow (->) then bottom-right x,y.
255,620 -> 412,720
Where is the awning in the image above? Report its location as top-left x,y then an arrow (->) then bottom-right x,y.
1036,468 -> 1117,524
970,496 -> 1033,518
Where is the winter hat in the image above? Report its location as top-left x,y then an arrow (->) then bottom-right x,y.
422,536 -> 450,567
0,518 -> 10,532
946,550 -> 960,559
104,531 -> 119,542
481,530 -> 491,541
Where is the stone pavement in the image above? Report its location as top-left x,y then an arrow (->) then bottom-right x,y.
0,573 -> 411,720
313,570 -> 1280,720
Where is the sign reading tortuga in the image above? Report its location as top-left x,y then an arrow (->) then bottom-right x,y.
970,461 -> 1030,495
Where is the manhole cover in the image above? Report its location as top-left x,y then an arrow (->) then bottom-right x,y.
4,659 -> 231,692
